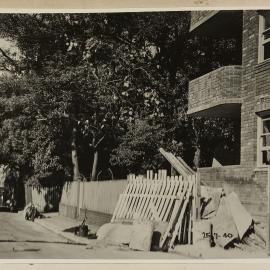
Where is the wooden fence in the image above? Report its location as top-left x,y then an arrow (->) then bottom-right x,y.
25,185 -> 63,212
111,170 -> 198,247
59,180 -> 128,217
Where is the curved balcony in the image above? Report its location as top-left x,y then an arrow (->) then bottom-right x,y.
187,66 -> 242,118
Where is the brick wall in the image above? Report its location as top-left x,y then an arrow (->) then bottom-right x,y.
199,166 -> 267,224
240,11 -> 259,168
255,95 -> 270,113
188,66 -> 242,114
256,59 -> 270,97
189,11 -> 269,226
255,58 -> 270,114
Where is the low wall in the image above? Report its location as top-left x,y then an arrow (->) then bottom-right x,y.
59,180 -> 127,225
198,165 -> 267,223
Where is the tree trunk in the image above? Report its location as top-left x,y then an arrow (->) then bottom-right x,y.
192,118 -> 201,170
71,126 -> 80,181
193,146 -> 201,170
91,149 -> 98,181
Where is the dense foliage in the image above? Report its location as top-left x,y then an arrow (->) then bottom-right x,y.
0,12 -> 240,185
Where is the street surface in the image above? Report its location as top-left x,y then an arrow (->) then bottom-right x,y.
0,212 -> 185,259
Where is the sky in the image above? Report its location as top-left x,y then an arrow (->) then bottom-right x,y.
0,38 -> 13,49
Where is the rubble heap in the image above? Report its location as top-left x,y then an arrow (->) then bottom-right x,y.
96,148 -> 266,254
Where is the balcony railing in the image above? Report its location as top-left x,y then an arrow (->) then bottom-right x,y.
187,66 -> 242,117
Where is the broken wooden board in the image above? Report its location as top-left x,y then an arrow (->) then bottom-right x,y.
111,176 -> 183,223
169,177 -> 194,248
159,180 -> 189,248
111,172 -> 197,249
201,186 -> 223,219
176,155 -> 195,175
226,191 -> 253,240
159,148 -> 194,178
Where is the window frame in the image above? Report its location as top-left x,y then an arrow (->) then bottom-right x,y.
257,114 -> 270,167
258,12 -> 270,63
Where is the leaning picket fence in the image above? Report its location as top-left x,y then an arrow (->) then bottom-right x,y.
111,170 -> 198,249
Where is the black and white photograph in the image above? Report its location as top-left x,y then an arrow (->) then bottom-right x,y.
0,5 -> 270,261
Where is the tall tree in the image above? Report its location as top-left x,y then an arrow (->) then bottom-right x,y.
0,12 -> 241,185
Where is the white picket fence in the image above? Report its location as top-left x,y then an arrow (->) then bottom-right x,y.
111,171 -> 199,247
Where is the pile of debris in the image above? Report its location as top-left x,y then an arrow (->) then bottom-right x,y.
95,148 -> 200,251
96,148 -> 266,254
194,187 -> 266,251
96,169 -> 197,251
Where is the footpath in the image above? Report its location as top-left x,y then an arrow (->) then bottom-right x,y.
28,212 -> 268,259
33,212 -> 99,245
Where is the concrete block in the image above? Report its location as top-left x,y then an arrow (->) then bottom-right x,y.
129,221 -> 154,251
193,219 -> 211,244
97,223 -> 133,245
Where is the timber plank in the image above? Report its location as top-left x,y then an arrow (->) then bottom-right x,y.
118,177 -> 137,219
157,179 -> 176,222
163,179 -> 183,222
152,178 -> 172,221
139,180 -> 158,219
126,177 -> 144,219
148,179 -> 168,220
160,179 -> 179,222
111,176 -> 133,222
132,179 -> 150,219
169,179 -> 194,248
159,180 -> 189,247
135,180 -> 153,219
144,180 -> 163,219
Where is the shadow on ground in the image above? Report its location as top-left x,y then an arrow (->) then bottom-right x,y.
62,226 -> 97,239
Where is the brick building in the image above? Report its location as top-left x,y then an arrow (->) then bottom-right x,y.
188,10 -> 270,222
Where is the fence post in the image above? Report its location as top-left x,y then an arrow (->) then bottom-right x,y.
76,180 -> 81,219
149,170 -> 153,180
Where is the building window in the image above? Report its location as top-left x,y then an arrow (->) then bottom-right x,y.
259,11 -> 270,62
257,114 -> 270,166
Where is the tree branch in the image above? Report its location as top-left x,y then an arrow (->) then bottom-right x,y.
94,135 -> 105,148
0,48 -> 18,68
0,64 -> 12,72
88,124 -> 99,131
133,67 -> 152,80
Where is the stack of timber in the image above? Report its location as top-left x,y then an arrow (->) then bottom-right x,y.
159,147 -> 201,221
159,148 -> 195,178
111,170 -> 198,249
